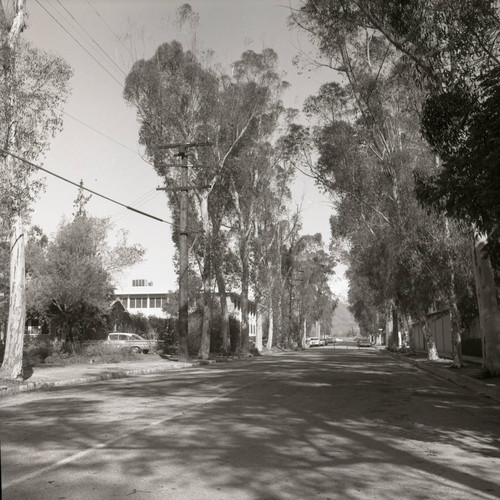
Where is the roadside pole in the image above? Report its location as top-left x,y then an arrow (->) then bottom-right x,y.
156,142 -> 211,362
178,146 -> 189,361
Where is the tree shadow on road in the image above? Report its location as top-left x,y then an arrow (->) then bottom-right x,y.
2,350 -> 500,499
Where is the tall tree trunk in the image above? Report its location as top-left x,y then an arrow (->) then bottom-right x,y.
386,302 -> 397,349
300,317 -> 307,349
0,215 -> 25,380
276,289 -> 283,346
404,316 -> 415,353
472,232 -> 500,375
198,254 -> 211,359
449,299 -> 464,367
0,1 -> 27,380
239,243 -> 250,355
198,195 -> 211,360
445,219 -> 464,367
266,298 -> 274,349
255,305 -> 263,352
214,264 -> 230,354
421,315 -> 440,361
392,307 -> 399,348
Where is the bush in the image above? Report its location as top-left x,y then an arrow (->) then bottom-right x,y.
22,336 -> 142,366
23,336 -> 52,366
80,343 -> 140,364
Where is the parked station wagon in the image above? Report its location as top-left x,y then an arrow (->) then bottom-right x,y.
107,333 -> 157,354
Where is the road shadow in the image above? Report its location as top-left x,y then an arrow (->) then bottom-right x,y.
2,350 -> 500,499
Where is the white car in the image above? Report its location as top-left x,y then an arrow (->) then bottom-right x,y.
308,337 -> 321,347
106,333 -> 157,354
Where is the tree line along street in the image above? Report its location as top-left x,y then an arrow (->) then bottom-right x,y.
0,5 -> 499,498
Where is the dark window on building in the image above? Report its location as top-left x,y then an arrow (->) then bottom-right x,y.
150,297 -> 166,308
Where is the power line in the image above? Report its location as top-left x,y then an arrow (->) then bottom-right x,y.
61,110 -> 151,163
85,0 -> 133,58
0,148 -> 183,227
54,0 -> 127,77
110,189 -> 160,224
34,0 -> 124,88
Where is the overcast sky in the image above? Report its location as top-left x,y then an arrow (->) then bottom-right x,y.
23,0 -> 348,298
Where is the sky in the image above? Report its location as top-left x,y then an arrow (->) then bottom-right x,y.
23,0 -> 348,299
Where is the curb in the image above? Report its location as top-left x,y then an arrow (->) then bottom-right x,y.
1,358 -> 222,397
382,350 -> 500,403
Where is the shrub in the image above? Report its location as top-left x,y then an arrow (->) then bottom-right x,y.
80,343 -> 140,364
23,336 -> 52,366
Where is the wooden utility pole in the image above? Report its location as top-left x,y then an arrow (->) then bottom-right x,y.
177,146 -> 189,361
156,142 -> 211,362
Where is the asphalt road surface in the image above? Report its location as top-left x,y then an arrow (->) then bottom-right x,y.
1,349 -> 500,499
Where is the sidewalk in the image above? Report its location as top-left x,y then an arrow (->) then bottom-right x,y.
0,355 -> 227,397
382,349 -> 500,403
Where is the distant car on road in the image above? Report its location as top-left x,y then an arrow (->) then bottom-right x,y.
308,337 -> 321,347
357,338 -> 372,348
106,333 -> 159,354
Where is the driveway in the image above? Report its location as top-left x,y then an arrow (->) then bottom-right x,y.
1,349 -> 500,499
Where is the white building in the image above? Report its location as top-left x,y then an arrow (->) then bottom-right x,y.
114,280 -> 258,338
114,279 -> 170,318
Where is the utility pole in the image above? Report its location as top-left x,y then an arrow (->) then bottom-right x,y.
156,142 -> 211,361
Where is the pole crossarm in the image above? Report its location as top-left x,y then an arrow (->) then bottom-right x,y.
156,141 -> 213,150
156,185 -> 210,192
155,163 -> 209,168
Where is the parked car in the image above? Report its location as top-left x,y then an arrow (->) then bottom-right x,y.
357,338 -> 372,348
106,333 -> 159,354
308,337 -> 321,347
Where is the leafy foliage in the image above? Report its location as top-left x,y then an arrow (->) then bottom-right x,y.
0,41 -> 72,224
26,213 -> 144,342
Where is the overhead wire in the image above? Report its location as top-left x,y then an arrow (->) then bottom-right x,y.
0,148 -> 202,231
85,0 -> 133,58
31,1 -> 197,232
34,0 -> 124,88
53,0 -> 127,78
61,110 -> 153,164
110,189 -> 161,224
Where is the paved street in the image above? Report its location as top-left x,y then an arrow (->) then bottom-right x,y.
1,349 -> 500,499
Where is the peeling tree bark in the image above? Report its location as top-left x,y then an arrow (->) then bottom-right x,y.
0,216 -> 25,380
214,264 -> 230,354
239,242 -> 250,355
0,0 -> 27,381
255,308 -> 263,352
266,300 -> 274,349
421,316 -> 440,361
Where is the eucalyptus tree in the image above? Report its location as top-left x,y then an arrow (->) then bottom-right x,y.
292,5 -> 484,364
0,2 -> 72,380
291,233 -> 337,348
251,143 -> 296,351
124,40 -> 294,358
293,0 -> 500,372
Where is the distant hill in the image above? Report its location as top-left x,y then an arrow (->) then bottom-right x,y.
331,301 -> 359,337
